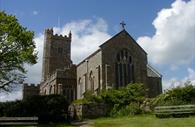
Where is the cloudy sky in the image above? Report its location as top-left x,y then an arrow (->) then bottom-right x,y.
0,0 -> 195,101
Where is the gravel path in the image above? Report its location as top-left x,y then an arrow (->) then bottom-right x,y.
71,120 -> 93,127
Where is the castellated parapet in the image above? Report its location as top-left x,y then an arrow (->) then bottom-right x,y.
23,83 -> 40,100
44,28 -> 72,41
42,28 -> 72,82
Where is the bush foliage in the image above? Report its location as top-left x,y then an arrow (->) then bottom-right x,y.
74,83 -> 146,117
1,82 -> 194,120
103,83 -> 145,117
0,95 -> 69,122
75,82 -> 195,117
110,102 -> 142,117
100,83 -> 145,107
152,81 -> 195,107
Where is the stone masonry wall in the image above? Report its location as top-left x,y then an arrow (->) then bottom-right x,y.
23,83 -> 40,100
68,102 -> 109,120
42,28 -> 72,82
77,50 -> 102,99
101,30 -> 148,89
147,77 -> 162,97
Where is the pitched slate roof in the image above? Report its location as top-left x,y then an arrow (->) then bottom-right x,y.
147,64 -> 162,78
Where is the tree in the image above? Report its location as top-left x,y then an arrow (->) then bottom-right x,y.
0,11 -> 37,91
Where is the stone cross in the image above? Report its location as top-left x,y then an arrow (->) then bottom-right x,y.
120,21 -> 126,30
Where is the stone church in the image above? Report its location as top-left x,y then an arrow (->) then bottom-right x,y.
23,26 -> 162,102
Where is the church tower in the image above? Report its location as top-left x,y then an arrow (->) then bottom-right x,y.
41,28 -> 72,81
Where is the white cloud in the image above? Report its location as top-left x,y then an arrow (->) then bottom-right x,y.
184,68 -> 195,84
33,11 -> 38,15
137,0 -> 195,65
24,34 -> 44,83
0,85 -> 22,102
163,67 -> 195,90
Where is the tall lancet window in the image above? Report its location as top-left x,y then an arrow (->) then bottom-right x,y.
115,49 -> 134,88
89,71 -> 94,92
78,78 -> 82,97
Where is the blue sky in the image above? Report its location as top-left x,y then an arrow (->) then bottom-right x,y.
0,0 -> 195,101
1,0 -> 174,36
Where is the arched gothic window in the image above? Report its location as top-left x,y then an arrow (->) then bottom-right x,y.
89,71 -> 94,92
78,78 -> 82,97
115,49 -> 134,88
49,85 -> 53,94
44,89 -> 47,95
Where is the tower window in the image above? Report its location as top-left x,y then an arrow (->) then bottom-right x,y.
58,47 -> 63,54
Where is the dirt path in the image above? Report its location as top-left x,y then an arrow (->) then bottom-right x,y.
71,120 -> 93,127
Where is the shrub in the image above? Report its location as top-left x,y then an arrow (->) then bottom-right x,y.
83,90 -> 103,103
0,101 -> 24,117
72,83 -> 146,117
0,95 -> 69,123
23,95 -> 69,122
100,83 -> 145,108
73,90 -> 103,105
95,83 -> 145,117
152,81 -> 195,107
110,102 -> 142,117
72,98 -> 89,104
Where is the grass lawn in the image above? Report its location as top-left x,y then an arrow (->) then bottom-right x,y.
38,123 -> 73,127
92,115 -> 195,127
16,115 -> 195,127
17,123 -> 73,127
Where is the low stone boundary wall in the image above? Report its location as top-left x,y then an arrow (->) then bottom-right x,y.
68,102 -> 109,120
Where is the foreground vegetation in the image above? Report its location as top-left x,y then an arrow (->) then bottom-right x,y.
74,83 -> 146,117
17,115 -> 195,127
74,82 -> 195,118
37,123 -> 73,127
1,82 -> 195,126
17,124 -> 73,127
0,11 -> 37,91
0,95 -> 69,123
92,115 -> 195,127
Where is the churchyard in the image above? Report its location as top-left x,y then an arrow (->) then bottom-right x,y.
16,115 -> 195,127
92,115 -> 195,127
1,82 -> 195,127
1,1 -> 194,126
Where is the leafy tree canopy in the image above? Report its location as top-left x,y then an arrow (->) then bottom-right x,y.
0,11 -> 37,91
